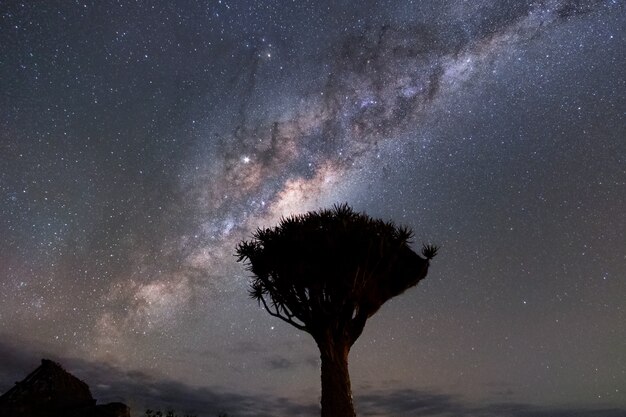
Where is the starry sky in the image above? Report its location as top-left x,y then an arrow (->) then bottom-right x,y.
1,1 -> 625,416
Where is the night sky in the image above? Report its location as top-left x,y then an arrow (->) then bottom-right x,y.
1,1 -> 625,416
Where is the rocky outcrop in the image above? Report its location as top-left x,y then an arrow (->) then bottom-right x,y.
0,359 -> 130,417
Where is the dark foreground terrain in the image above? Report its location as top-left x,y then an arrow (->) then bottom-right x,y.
0,359 -> 129,417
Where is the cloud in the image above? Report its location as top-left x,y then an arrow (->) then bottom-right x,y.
264,354 -> 318,371
1,338 -> 624,417
358,388 -> 464,416
357,386 -> 626,417
0,339 -> 315,416
266,356 -> 293,370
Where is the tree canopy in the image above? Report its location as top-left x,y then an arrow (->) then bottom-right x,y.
236,203 -> 437,345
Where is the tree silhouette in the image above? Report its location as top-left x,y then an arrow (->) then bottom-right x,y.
236,204 -> 437,417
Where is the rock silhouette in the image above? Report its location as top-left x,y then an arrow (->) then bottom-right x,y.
0,359 -> 129,417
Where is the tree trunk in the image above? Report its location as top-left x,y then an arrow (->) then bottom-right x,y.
318,338 -> 355,417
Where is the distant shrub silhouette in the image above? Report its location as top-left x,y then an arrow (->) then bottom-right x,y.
144,409 -> 198,417
144,407 -> 230,417
236,203 -> 437,417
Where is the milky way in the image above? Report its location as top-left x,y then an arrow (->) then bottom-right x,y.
1,1 -> 625,416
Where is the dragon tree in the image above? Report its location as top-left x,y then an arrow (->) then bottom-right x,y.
236,204 -> 437,417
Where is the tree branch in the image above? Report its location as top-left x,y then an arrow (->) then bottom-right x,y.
259,296 -> 308,332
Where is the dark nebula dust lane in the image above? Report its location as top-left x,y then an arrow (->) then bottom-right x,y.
1,1 -> 625,416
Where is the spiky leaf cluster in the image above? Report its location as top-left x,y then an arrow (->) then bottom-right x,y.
236,204 -> 436,340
